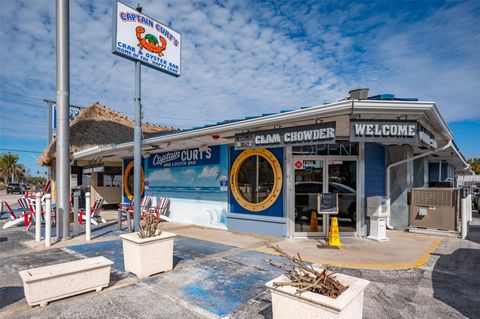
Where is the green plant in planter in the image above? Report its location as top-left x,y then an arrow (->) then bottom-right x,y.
138,213 -> 161,239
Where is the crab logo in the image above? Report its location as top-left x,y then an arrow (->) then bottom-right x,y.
135,26 -> 167,57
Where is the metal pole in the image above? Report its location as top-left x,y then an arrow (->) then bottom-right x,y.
47,101 -> 53,181
73,191 -> 79,236
133,61 -> 142,232
56,0 -> 70,240
35,192 -> 41,242
85,192 -> 91,241
45,194 -> 52,247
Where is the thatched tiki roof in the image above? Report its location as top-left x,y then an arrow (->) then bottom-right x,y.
38,102 -> 175,166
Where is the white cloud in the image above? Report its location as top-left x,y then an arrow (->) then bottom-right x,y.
199,166 -> 219,178
148,169 -> 173,181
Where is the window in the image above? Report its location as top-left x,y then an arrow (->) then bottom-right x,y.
230,149 -> 283,212
96,166 -> 122,187
237,155 -> 274,203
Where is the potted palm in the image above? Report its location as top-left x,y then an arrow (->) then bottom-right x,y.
120,213 -> 176,278
265,244 -> 370,319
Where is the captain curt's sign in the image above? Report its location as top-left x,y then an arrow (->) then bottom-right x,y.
112,0 -> 181,76
235,122 -> 336,150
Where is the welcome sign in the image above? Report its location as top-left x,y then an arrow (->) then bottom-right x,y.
349,120 -> 418,144
112,1 -> 181,76
235,122 -> 336,150
349,120 -> 437,149
148,146 -> 220,169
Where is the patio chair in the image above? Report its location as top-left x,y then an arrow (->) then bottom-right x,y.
118,196 -> 153,232
17,197 -> 35,229
1,201 -> 26,229
79,198 -> 105,225
152,197 -> 171,222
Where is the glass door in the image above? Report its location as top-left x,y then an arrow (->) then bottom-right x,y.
327,159 -> 357,233
293,158 -> 326,236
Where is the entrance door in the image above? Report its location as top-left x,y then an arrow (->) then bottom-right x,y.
293,158 -> 326,236
327,159 -> 357,233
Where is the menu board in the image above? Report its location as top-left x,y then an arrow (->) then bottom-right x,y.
319,193 -> 338,214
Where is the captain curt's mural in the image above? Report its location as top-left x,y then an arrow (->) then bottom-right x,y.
145,145 -> 228,229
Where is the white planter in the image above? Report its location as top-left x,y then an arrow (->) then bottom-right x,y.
19,256 -> 113,307
265,270 -> 370,319
120,231 -> 176,278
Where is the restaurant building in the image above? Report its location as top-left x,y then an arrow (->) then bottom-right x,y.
68,89 -> 472,238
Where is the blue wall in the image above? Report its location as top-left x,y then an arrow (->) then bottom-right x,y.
365,143 -> 386,197
229,147 -> 284,218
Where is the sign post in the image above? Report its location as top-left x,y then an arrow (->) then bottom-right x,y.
133,60 -> 142,231
112,1 -> 181,231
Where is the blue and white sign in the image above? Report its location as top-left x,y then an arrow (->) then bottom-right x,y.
112,0 -> 181,77
220,176 -> 228,191
148,146 -> 220,169
52,105 -> 82,129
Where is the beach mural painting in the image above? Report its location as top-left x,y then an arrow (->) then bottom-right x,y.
144,145 -> 228,229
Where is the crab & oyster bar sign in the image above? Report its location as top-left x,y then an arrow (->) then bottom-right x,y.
112,0 -> 181,76
235,122 -> 336,150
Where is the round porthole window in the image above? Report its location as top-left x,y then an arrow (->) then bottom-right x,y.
230,148 -> 282,212
123,161 -> 145,201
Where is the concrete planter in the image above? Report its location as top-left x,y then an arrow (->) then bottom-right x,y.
19,256 -> 113,307
265,271 -> 370,319
120,231 -> 176,278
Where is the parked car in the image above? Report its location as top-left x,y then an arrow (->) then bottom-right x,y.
295,181 -> 356,224
6,183 -> 22,194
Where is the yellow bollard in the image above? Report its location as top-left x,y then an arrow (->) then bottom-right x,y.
328,217 -> 342,247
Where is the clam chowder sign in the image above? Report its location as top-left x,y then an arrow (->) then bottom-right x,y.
148,146 -> 220,169
235,122 -> 336,150
112,0 -> 181,76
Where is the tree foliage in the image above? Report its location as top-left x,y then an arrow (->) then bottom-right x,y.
468,158 -> 480,175
0,153 -> 24,184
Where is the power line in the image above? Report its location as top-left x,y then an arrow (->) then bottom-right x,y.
0,90 -> 47,101
0,148 -> 43,154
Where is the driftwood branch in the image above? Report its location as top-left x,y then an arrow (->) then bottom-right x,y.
265,242 -> 347,298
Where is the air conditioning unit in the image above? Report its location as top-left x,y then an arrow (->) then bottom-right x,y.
409,188 -> 459,231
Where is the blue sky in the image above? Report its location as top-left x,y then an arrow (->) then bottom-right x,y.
0,0 -> 479,176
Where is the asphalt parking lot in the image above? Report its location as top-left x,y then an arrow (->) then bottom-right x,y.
1,196 -> 479,318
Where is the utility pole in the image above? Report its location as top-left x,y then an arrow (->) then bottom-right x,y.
56,0 -> 70,240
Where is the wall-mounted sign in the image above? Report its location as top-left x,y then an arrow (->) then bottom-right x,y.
349,120 -> 437,149
83,165 -> 104,174
112,0 -> 181,76
350,120 -> 417,143
417,124 -> 438,149
235,122 -> 336,150
148,146 -> 220,169
220,176 -> 228,191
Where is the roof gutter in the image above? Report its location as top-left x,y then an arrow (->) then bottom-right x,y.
385,140 -> 453,229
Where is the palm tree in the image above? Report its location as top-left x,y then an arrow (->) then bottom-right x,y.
0,153 -> 23,184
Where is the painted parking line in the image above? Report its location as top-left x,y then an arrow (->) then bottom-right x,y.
255,239 -> 442,270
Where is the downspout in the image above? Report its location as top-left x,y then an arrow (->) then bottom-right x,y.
385,140 -> 453,229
